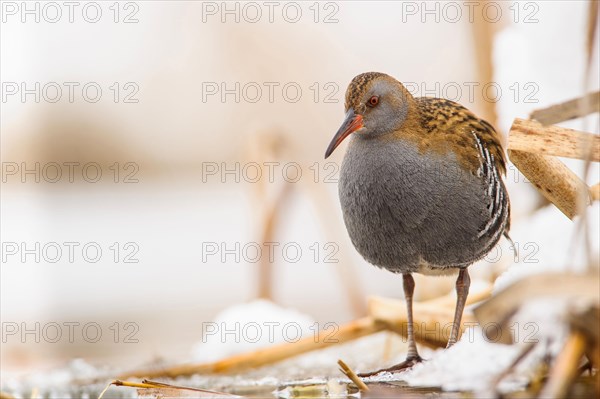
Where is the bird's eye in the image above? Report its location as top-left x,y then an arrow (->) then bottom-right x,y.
367,96 -> 379,107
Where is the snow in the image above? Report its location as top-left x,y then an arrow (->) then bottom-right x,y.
401,327 -> 523,392
191,299 -> 316,362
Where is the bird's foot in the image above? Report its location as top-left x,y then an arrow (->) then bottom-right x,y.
357,355 -> 423,378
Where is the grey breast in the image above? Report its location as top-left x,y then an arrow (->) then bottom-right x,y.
339,134 -> 506,274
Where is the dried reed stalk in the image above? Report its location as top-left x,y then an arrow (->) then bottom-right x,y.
474,273 -> 600,344
591,183 -> 600,201
470,2 -> 500,127
530,92 -> 600,125
508,150 -> 591,219
586,1 -> 599,75
119,317 -> 384,379
98,379 -> 240,399
539,332 -> 588,399
338,359 -> 369,391
257,183 -> 292,300
508,118 -> 600,161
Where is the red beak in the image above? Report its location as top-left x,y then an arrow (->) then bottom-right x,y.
324,110 -> 364,159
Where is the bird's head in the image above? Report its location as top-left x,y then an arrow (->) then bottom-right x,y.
325,72 -> 414,158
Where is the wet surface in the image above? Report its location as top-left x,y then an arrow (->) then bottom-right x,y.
3,375 -> 599,399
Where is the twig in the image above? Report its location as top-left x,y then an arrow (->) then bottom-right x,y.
141,379 -> 239,395
98,380 -> 162,399
530,92 -> 600,125
491,342 -> 536,392
98,379 -> 241,399
338,359 -> 369,391
113,380 -> 161,389
98,380 -> 155,399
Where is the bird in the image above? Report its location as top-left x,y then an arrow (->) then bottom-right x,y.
324,72 -> 511,373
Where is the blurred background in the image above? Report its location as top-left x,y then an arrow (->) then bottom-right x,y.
1,0 -> 599,377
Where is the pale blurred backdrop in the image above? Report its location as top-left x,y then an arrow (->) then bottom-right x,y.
1,0 -> 599,376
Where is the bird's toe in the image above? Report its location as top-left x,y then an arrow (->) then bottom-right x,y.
357,355 -> 424,377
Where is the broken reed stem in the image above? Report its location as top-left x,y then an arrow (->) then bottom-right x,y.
539,332 -> 588,399
338,359 -> 369,391
591,183 -> 600,202
508,150 -> 591,219
530,92 -> 600,125
508,118 -> 600,161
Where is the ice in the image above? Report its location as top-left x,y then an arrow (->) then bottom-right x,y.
0,359 -> 128,399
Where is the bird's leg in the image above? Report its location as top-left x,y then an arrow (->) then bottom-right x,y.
446,268 -> 471,348
403,273 -> 420,361
358,273 -> 422,377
